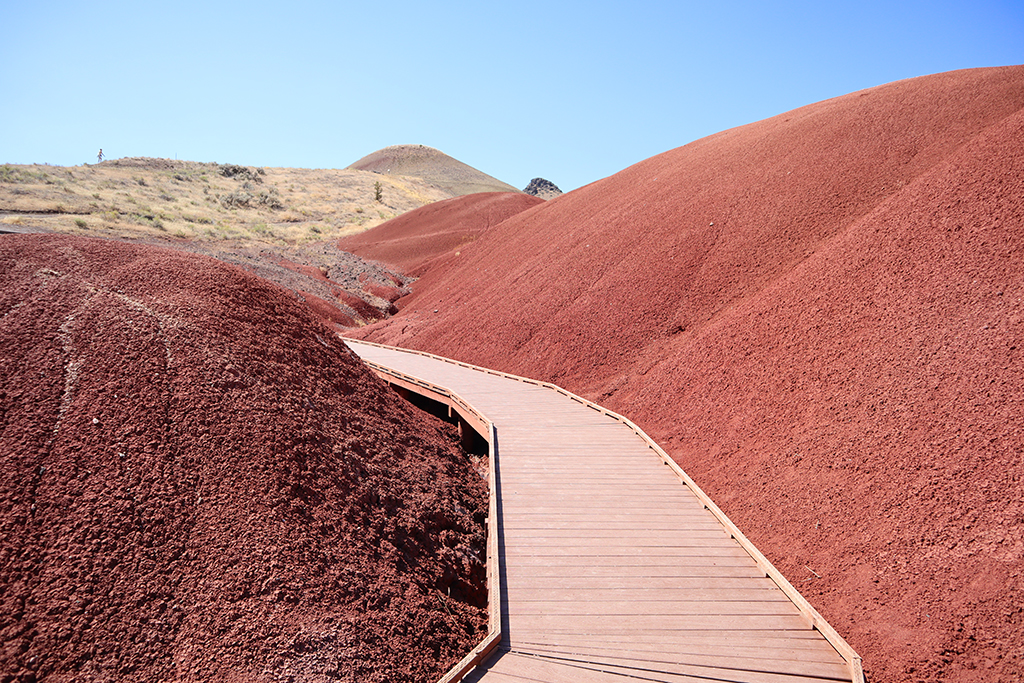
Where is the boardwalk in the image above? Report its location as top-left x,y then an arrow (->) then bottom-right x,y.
346,340 -> 863,683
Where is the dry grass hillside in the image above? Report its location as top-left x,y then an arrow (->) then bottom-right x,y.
0,155 -> 505,329
0,157 -> 452,243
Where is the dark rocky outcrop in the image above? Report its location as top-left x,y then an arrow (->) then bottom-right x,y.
523,177 -> 562,199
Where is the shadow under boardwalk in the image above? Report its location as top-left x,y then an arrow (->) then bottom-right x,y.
346,340 -> 862,683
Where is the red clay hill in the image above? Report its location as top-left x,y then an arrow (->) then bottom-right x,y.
339,192 -> 544,275
0,234 -> 487,682
345,66 -> 1024,683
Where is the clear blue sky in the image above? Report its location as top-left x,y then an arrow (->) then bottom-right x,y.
2,1 -> 1022,191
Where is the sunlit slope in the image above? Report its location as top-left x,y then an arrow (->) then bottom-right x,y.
347,66 -> 1024,683
339,192 -> 544,274
348,145 -> 521,196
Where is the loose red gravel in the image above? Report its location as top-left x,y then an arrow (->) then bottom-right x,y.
346,66 -> 1024,682
0,234 -> 487,683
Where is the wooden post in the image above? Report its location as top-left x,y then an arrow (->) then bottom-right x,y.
458,418 -> 475,452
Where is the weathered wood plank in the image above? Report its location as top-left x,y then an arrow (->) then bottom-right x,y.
503,575 -> 777,590
506,587 -> 791,602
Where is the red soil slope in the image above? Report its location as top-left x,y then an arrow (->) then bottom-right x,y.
339,192 -> 544,275
169,241 -> 412,329
348,66 -> 1024,682
1,234 -> 487,683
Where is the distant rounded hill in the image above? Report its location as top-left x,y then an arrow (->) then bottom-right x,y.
348,144 -> 520,197
346,66 -> 1024,683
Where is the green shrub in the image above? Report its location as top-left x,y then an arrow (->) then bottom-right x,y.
219,164 -> 265,183
219,188 -> 283,210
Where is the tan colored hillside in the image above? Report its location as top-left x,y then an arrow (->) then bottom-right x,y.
0,157 -> 467,329
348,145 -> 521,196
0,157 -> 453,243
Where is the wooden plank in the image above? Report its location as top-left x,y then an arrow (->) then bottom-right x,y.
501,490 -> 700,499
494,651 -> 848,683
501,472 -> 680,480
506,588 -> 791,602
499,489 -> 704,499
505,600 -> 800,617
500,510 -> 716,521
503,558 -> 755,570
518,630 -> 834,647
505,540 -> 739,549
503,576 -> 777,590
499,508 -> 713,518
499,530 -> 733,543
507,612 -> 812,632
503,481 -> 696,491
499,520 -> 728,531
502,567 -> 769,583
503,545 -> 751,558
520,643 -> 849,676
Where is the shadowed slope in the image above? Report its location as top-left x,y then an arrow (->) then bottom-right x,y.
339,192 -> 544,274
0,234 -> 487,683
347,66 -> 1024,682
348,145 -> 521,197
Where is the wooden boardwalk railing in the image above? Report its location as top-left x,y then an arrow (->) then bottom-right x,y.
345,340 -> 864,683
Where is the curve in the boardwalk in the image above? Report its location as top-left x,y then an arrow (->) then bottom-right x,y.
345,340 -> 864,683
